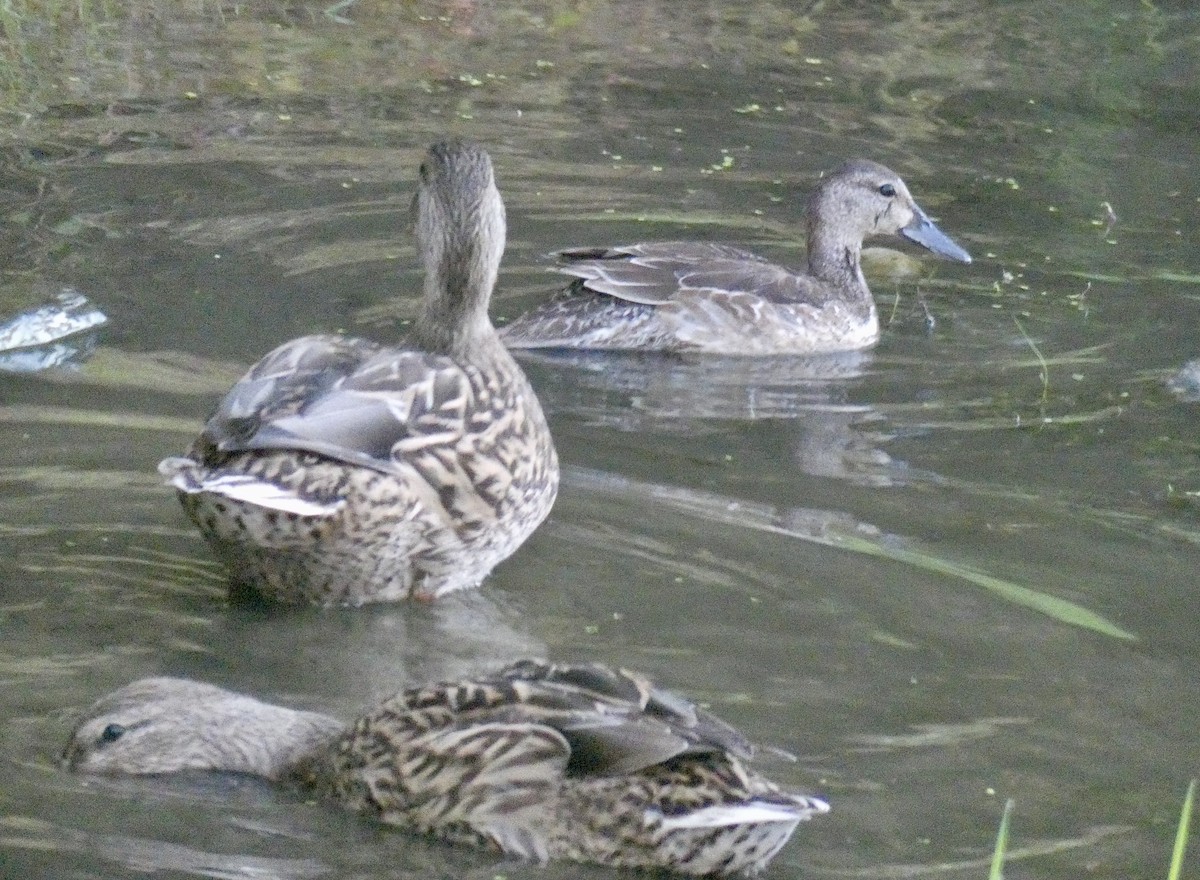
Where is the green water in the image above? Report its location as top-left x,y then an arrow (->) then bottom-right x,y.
1,2 -> 1198,878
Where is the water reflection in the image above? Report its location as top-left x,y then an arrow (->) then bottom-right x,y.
199,592 -> 549,711
515,348 -> 874,423
1,1 -> 1199,879
1165,359 -> 1200,403
0,811 -> 330,880
0,289 -> 108,373
517,348 -> 914,487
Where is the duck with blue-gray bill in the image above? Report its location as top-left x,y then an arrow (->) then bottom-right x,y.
159,141 -> 558,605
64,659 -> 829,877
501,159 -> 971,355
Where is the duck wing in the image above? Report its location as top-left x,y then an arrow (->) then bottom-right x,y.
556,242 -> 821,308
556,242 -> 768,305
196,333 -> 476,477
331,660 -> 798,861
390,659 -> 753,779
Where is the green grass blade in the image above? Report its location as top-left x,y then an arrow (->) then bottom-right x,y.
989,798 -> 1014,880
568,468 -> 1139,642
836,535 -> 1138,642
1168,779 -> 1196,880
0,404 -> 198,434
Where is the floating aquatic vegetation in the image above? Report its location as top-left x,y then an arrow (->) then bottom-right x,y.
0,405 -> 199,434
39,348 -> 246,397
565,466 -> 1137,642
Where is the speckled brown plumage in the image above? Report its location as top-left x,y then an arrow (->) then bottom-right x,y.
160,141 -> 558,605
65,660 -> 829,877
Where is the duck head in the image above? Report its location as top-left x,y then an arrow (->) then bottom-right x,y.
807,160 -> 972,269
63,677 -> 342,779
414,140 -> 507,332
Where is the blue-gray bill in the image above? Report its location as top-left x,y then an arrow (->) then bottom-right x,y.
901,206 -> 972,263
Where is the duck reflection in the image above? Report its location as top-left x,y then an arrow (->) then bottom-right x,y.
514,347 -> 912,488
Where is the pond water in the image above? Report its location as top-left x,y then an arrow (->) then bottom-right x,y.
2,2 -> 1199,878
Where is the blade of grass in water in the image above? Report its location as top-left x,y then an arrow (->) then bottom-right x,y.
0,404 -> 198,433
832,533 -> 1137,642
989,798 -> 1014,880
567,468 -> 1139,642
1168,779 -> 1195,880
49,347 -> 245,395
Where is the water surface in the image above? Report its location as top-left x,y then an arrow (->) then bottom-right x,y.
2,2 -> 1198,878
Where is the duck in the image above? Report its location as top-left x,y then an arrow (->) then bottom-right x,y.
500,159 -> 972,355
158,140 -> 558,605
64,659 -> 830,877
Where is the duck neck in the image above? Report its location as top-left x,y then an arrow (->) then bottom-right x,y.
805,220 -> 870,307
412,275 -> 498,360
201,704 -> 345,781
411,242 -> 506,363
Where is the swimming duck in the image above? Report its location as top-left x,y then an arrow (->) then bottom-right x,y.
158,141 -> 558,605
64,660 -> 829,876
500,160 -> 971,355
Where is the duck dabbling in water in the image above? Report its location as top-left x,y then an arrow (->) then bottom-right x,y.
159,141 -> 558,606
64,660 -> 829,877
500,159 -> 971,355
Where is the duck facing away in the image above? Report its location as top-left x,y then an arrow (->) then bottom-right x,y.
159,141 -> 558,605
64,660 -> 829,876
500,160 -> 971,355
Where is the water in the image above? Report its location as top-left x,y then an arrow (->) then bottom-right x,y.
2,2 -> 1199,878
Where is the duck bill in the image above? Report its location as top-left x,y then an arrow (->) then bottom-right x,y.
901,206 -> 972,263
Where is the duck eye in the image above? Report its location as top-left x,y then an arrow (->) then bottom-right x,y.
99,723 -> 126,745
879,183 -> 896,197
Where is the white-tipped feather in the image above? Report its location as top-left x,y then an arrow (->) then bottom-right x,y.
650,797 -> 829,831
67,660 -> 828,875
154,142 -> 560,604
181,473 -> 343,517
